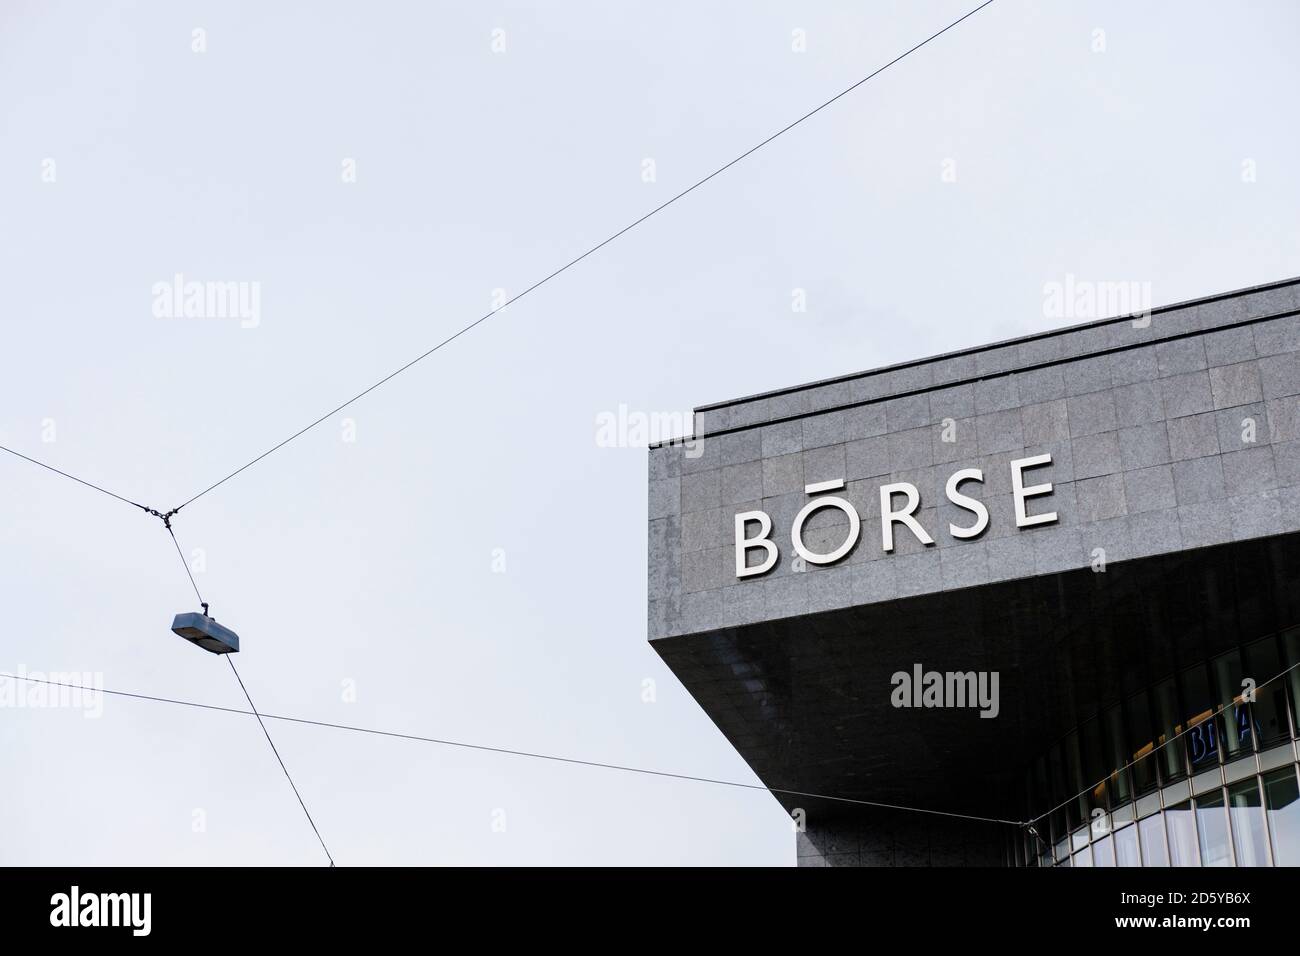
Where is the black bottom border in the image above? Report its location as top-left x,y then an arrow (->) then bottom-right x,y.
0,866 -> 1282,941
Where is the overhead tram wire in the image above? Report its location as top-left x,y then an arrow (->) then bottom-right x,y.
155,523 -> 337,866
0,670 -> 1023,828
0,443 -> 150,513
1,2 -> 994,520
226,657 -> 337,867
0,4 -> 1000,856
0,471 -> 339,862
10,654 -> 1300,837
0,444 -> 200,589
0,443 -> 188,546
168,0 -> 997,515
163,521 -> 205,607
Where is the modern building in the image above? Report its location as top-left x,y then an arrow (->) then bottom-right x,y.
648,277 -> 1300,866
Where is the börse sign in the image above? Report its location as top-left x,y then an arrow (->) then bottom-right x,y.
735,453 -> 1058,578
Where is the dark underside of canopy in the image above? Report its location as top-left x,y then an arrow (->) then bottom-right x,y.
651,532 -> 1300,822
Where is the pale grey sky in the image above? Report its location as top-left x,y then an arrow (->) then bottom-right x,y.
0,0 -> 1296,865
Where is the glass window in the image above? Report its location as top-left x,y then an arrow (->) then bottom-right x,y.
1049,743 -> 1073,833
1031,756 -> 1050,819
1065,730 -> 1091,825
1126,690 -> 1159,794
1212,650 -> 1249,760
1283,628 -> 1300,736
1263,767 -> 1300,866
1196,789 -> 1232,867
1102,703 -> 1132,805
1165,801 -> 1199,866
1071,827 -> 1089,852
1228,779 -> 1271,866
1073,848 -> 1092,867
1030,755 -> 1060,855
1034,825 -> 1052,867
1050,808 -> 1067,845
1153,678 -> 1185,782
1093,833 -> 1116,866
1181,664 -> 1220,768
1245,637 -> 1286,747
1080,716 -> 1106,815
1139,813 -> 1169,866
1114,823 -> 1141,867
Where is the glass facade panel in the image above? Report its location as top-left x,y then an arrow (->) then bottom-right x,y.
1196,789 -> 1232,867
1080,716 -> 1106,817
1284,628 -> 1300,735
1065,731 -> 1089,824
1126,690 -> 1158,794
1102,703 -> 1131,805
1212,651 -> 1249,760
1227,779 -> 1270,867
1138,814 -> 1169,867
1181,664 -> 1220,768
1165,801 -> 1198,866
1016,628 -> 1300,869
1049,744 -> 1071,835
1114,824 -> 1140,867
1093,834 -> 1115,866
1246,637 -> 1287,747
1263,767 -> 1300,866
1071,827 -> 1089,852
1152,678 -> 1185,782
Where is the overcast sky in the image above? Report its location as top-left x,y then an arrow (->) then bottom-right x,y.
1,1 -> 1297,865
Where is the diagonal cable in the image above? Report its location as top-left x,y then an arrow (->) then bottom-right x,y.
0,669 -> 1020,826
226,657 -> 337,866
6,649 -> 1299,833
165,525 -> 205,606
170,0 -> 997,513
0,443 -> 148,512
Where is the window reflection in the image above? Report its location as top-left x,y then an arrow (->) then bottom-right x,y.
1017,627 -> 1300,868
1049,745 -> 1072,834
1065,731 -> 1090,826
1114,824 -> 1140,867
1263,768 -> 1300,866
1180,665 -> 1219,768
1070,827 -> 1089,853
1093,833 -> 1115,866
1165,801 -> 1198,866
1212,651 -> 1249,760
1102,704 -> 1131,805
1246,638 -> 1286,747
1227,779 -> 1270,867
1153,678 -> 1185,782
1284,629 -> 1300,735
1138,814 -> 1169,866
1126,690 -> 1158,794
1080,717 -> 1106,818
1196,789 -> 1232,867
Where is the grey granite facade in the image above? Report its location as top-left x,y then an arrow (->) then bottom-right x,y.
649,278 -> 1300,643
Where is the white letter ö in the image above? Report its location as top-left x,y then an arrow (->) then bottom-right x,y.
792,480 -> 861,565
